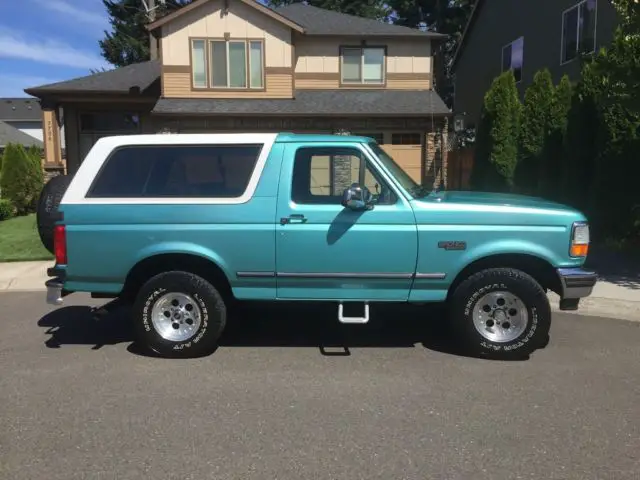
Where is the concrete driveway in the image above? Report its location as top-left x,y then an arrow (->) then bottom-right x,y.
1,292 -> 639,480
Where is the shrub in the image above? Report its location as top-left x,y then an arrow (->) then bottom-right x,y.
0,143 -> 44,215
0,198 -> 15,221
471,70 -> 522,192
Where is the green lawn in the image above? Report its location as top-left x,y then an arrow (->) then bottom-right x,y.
0,214 -> 54,262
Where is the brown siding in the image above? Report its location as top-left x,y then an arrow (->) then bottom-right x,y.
162,68 -> 294,98
294,72 -> 430,90
454,0 -> 618,124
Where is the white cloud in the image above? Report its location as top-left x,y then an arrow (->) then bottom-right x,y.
32,0 -> 108,29
0,28 -> 107,70
0,74 -> 62,97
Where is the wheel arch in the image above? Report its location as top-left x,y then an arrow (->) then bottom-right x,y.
446,253 -> 561,301
121,252 -> 234,302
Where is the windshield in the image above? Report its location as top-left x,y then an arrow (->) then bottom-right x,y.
367,142 -> 430,198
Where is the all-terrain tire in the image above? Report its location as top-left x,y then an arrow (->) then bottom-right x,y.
132,271 -> 227,358
36,175 -> 72,254
449,268 -> 551,359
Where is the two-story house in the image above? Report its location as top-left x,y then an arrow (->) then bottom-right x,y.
25,0 -> 451,185
451,0 -> 620,128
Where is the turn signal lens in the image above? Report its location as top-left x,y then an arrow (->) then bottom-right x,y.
570,222 -> 590,257
570,243 -> 589,257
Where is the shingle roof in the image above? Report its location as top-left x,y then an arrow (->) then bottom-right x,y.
24,60 -> 160,96
152,89 -> 450,116
0,120 -> 44,148
274,3 -> 446,38
146,0 -> 446,39
0,98 -> 41,121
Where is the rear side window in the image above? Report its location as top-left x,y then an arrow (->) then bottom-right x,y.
87,144 -> 263,198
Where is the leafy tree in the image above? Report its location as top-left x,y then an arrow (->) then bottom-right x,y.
563,0 -> 640,237
471,71 -> 522,192
267,0 -> 390,19
0,143 -> 44,215
100,0 -> 193,67
516,69 -> 554,195
543,74 -> 572,200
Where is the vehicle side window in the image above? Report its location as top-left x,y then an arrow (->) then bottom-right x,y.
87,144 -> 263,198
291,146 -> 396,205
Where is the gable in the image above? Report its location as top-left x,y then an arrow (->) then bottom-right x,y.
161,0 -> 293,68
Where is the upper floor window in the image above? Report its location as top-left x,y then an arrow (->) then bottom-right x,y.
191,39 -> 264,90
340,47 -> 385,85
561,0 -> 597,64
501,37 -> 524,83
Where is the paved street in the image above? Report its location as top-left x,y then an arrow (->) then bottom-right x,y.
1,292 -> 639,480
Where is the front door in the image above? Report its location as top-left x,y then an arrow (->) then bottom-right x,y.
275,142 -> 418,300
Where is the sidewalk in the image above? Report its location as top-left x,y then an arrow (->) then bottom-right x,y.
1,261 -> 638,321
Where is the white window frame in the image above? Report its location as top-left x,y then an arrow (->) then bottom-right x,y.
191,38 -> 264,90
501,37 -> 524,84
340,46 -> 386,85
560,0 -> 598,66
61,134 -> 278,205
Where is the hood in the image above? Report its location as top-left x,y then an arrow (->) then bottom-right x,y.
419,190 -> 576,211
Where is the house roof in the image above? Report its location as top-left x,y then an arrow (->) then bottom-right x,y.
24,60 -> 161,97
147,0 -> 305,32
147,0 -> 446,39
152,89 -> 450,116
450,0 -> 485,71
273,3 -> 446,38
0,98 -> 41,122
0,120 -> 44,148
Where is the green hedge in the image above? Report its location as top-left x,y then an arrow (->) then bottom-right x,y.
0,199 -> 15,221
0,143 -> 44,216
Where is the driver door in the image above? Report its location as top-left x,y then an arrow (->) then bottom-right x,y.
275,142 -> 418,300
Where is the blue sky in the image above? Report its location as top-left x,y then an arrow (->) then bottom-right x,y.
0,0 -> 276,98
0,0 -> 112,97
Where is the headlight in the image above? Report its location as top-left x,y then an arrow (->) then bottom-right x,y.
570,222 -> 590,257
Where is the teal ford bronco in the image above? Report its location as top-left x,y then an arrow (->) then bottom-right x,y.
37,133 -> 596,359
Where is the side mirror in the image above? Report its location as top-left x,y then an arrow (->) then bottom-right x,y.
341,183 -> 374,211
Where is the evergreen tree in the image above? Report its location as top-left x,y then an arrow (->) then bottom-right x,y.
267,0 -> 390,19
99,0 -> 193,67
471,71 -> 522,192
0,144 -> 44,215
516,69 -> 554,195
387,0 -> 476,105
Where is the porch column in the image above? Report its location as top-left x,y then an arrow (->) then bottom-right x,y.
41,101 -> 63,166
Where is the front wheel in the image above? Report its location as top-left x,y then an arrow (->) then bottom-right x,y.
132,271 -> 227,358
449,268 -> 551,359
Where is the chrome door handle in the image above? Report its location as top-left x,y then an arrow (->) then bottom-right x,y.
280,214 -> 307,225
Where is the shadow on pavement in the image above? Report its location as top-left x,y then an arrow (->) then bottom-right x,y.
38,301 -> 519,361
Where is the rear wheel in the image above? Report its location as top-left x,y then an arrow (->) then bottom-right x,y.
36,175 -> 71,254
449,268 -> 551,359
132,271 -> 227,358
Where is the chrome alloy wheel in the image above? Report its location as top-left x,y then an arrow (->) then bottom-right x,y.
472,291 -> 529,343
151,292 -> 202,342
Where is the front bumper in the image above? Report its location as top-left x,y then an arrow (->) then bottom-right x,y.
556,267 -> 597,310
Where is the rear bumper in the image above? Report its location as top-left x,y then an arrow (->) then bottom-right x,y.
45,265 -> 69,306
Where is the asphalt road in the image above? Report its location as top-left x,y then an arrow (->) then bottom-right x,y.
1,292 -> 639,480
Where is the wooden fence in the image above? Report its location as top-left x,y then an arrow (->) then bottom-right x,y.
447,147 -> 474,190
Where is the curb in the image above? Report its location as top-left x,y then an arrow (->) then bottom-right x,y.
548,292 -> 640,323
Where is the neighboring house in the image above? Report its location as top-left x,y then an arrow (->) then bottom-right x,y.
451,0 -> 619,128
0,120 -> 44,154
25,0 -> 451,185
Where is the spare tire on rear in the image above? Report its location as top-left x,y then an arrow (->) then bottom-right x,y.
36,175 -> 72,254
